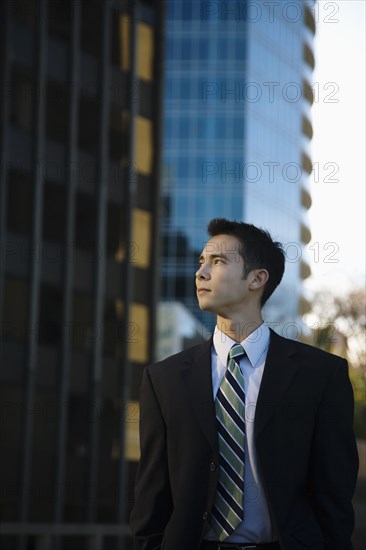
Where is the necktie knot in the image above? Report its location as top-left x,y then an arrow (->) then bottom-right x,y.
228,344 -> 246,362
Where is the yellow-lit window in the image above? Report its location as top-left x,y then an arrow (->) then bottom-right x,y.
113,208 -> 151,267
132,208 -> 151,268
129,303 -> 149,364
111,399 -> 140,461
119,14 -> 130,71
114,113 -> 153,175
135,116 -> 153,175
118,17 -> 154,82
137,23 -> 154,81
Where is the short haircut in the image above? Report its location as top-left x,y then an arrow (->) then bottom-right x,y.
207,218 -> 285,306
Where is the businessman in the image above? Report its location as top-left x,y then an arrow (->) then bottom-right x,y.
130,218 -> 358,550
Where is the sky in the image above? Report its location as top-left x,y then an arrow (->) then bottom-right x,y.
306,0 -> 366,294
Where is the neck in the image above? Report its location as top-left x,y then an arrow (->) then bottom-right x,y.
216,310 -> 263,343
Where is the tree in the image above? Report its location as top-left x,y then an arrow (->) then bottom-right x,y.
305,288 -> 366,439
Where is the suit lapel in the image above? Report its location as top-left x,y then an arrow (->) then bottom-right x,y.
178,337 -> 218,453
177,330 -> 299,450
255,329 -> 299,440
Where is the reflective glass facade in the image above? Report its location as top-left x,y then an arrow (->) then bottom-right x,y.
161,0 -> 314,328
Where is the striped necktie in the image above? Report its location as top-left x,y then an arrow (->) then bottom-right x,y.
210,344 -> 246,541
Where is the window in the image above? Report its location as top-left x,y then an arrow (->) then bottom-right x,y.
135,116 -> 153,176
137,23 -> 154,81
6,170 -> 34,236
47,0 -> 71,42
39,284 -> 63,345
78,95 -> 100,155
10,70 -> 34,131
217,38 -> 228,60
107,203 -> 126,259
181,2 -> 193,20
180,78 -> 190,100
181,38 -> 192,61
2,277 -> 29,343
42,183 -> 67,244
81,0 -> 102,58
109,108 -> 129,163
198,38 -> 209,60
235,37 -> 246,60
75,192 -> 97,252
179,117 -> 189,139
46,80 -> 69,144
10,0 -> 37,29
233,117 -> 244,140
197,117 -> 207,139
129,303 -> 149,364
215,117 -> 226,138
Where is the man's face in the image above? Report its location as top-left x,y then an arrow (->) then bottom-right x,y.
196,234 -> 254,317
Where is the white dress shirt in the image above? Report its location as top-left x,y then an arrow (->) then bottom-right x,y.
204,322 -> 275,543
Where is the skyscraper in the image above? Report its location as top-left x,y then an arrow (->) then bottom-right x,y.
161,0 -> 314,332
0,1 -> 164,548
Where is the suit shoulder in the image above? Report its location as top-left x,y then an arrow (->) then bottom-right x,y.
270,329 -> 347,365
293,338 -> 344,361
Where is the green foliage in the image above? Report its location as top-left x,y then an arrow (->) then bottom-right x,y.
313,326 -> 335,353
307,288 -> 366,440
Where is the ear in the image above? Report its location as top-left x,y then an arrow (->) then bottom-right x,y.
248,269 -> 269,290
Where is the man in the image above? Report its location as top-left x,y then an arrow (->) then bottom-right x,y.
130,218 -> 358,550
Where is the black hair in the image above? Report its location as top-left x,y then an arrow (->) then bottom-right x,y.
207,218 -> 285,306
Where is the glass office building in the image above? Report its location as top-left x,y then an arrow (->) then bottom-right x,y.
0,1 -> 164,548
161,0 -> 314,330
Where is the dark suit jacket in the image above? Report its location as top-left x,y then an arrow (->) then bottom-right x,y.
130,329 -> 359,550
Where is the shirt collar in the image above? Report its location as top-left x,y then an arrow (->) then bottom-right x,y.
213,322 -> 270,368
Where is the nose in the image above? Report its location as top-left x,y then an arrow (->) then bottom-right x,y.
196,263 -> 210,280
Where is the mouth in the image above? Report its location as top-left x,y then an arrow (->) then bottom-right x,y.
197,288 -> 211,294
